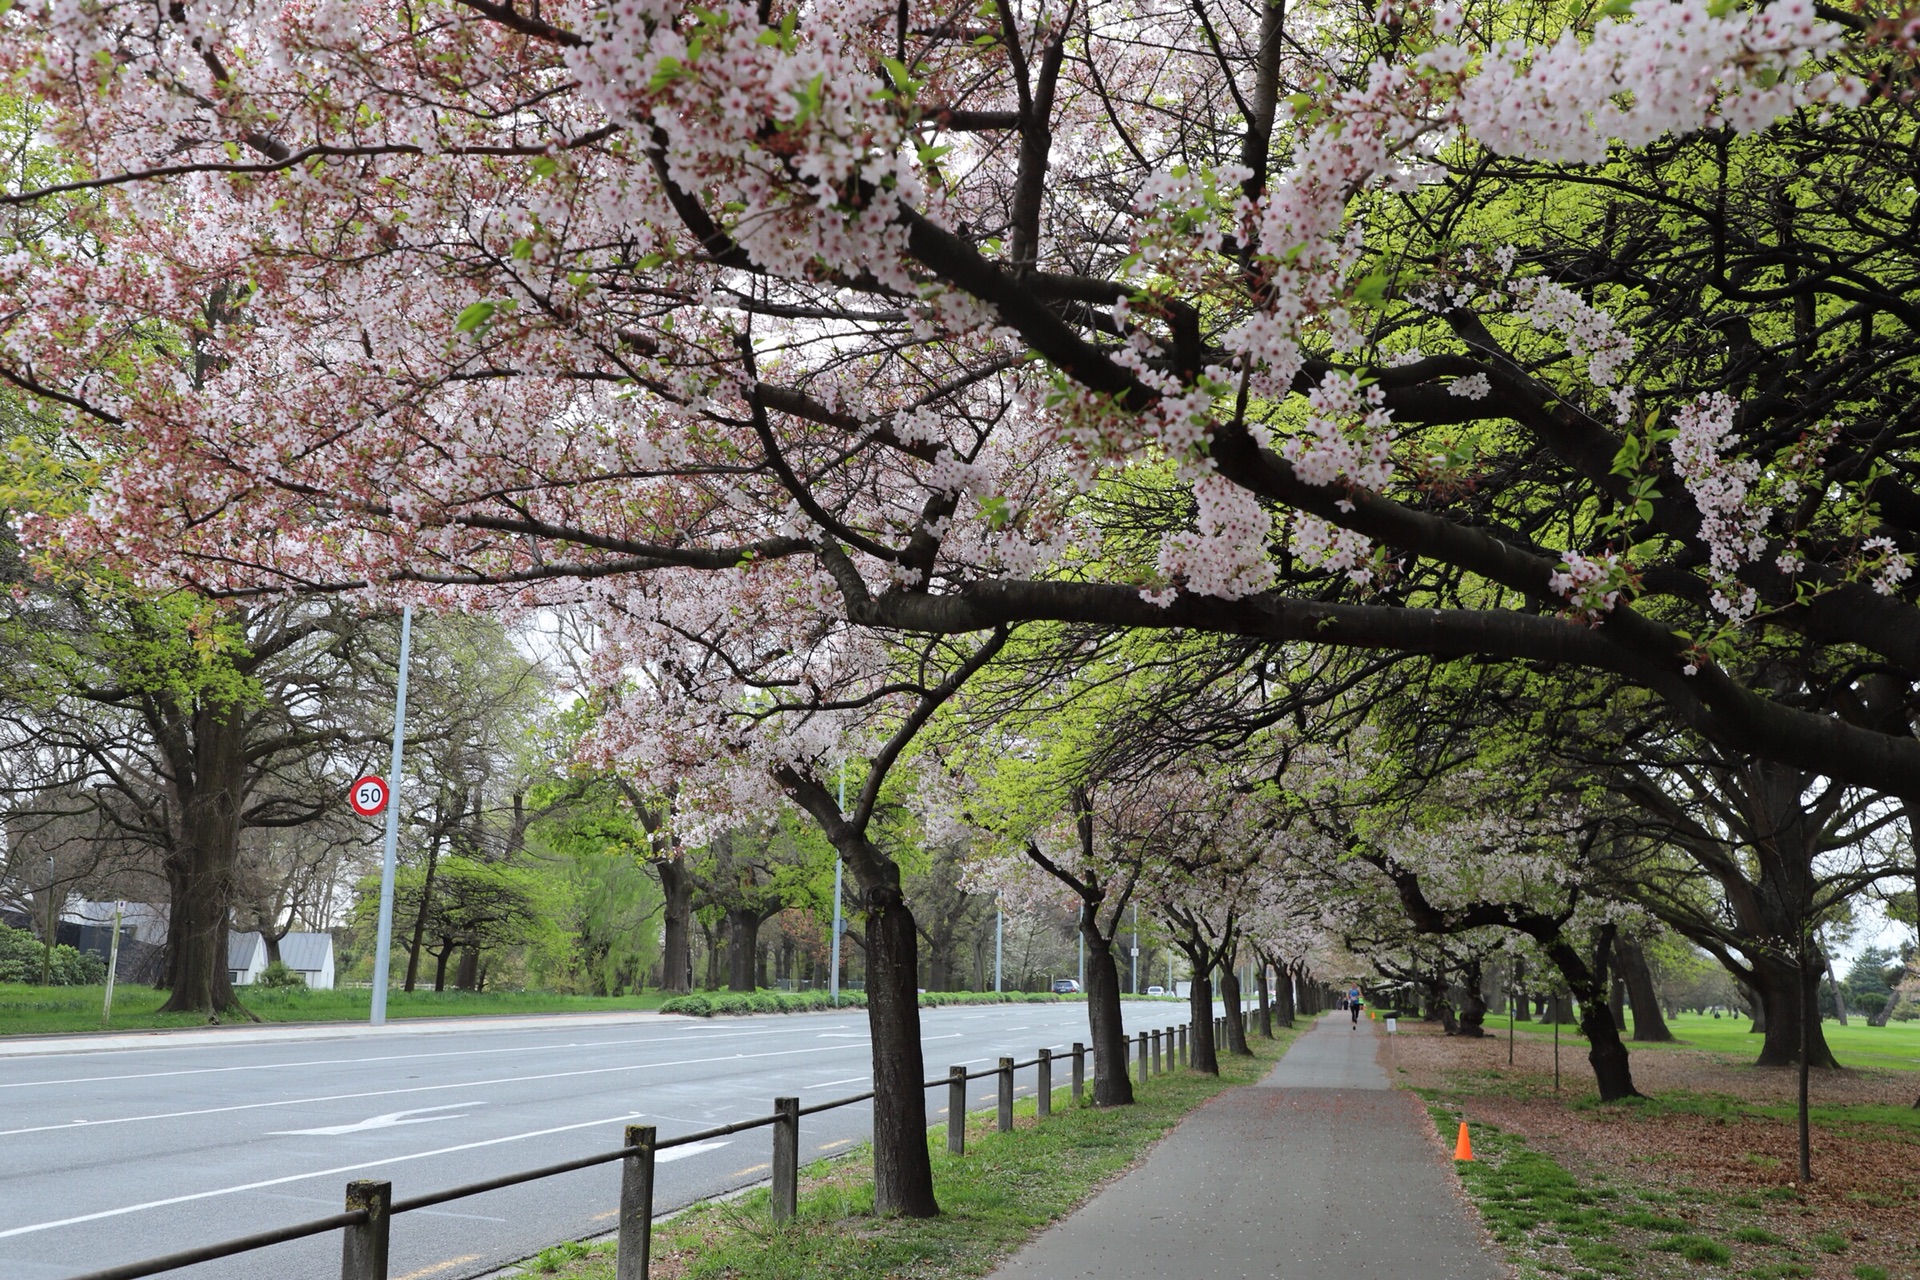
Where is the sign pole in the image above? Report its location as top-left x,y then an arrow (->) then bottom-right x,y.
369,606 -> 414,1027
101,901 -> 122,1026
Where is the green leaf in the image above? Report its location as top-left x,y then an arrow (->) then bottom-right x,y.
510,238 -> 534,260
1598,0 -> 1636,16
1351,269 -> 1391,307
528,155 -> 559,177
454,301 -> 498,334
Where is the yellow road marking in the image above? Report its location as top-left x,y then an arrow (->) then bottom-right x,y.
818,1138 -> 852,1151
731,1162 -> 770,1177
394,1255 -> 482,1280
590,1209 -> 619,1222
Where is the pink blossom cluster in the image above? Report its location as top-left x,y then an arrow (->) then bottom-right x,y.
1670,392 -> 1768,621
1547,550 -> 1626,618
1455,0 -> 1855,165
1157,473 -> 1276,600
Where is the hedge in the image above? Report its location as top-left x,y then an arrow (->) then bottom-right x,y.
659,989 -> 1077,1017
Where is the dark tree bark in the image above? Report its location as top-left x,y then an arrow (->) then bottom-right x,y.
1749,952 -> 1840,1068
1083,923 -> 1134,1106
1616,938 -> 1674,1041
157,701 -> 249,1017
655,857 -> 692,993
727,905 -> 764,992
404,832 -> 443,993
1219,966 -> 1253,1055
1456,960 -> 1489,1037
1185,969 -> 1219,1073
1275,966 -> 1296,1027
454,945 -> 479,991
861,878 -> 937,1215
1255,960 -> 1274,1038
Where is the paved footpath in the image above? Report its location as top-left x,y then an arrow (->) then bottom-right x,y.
986,1014 -> 1507,1279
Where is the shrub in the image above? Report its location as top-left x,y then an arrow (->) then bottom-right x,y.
0,926 -> 107,985
255,961 -> 307,989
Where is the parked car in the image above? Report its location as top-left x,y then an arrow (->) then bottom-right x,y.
1051,978 -> 1081,994
1146,985 -> 1165,996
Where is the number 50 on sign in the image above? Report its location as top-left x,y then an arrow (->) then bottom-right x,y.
349,775 -> 390,817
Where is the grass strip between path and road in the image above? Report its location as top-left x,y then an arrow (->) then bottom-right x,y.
524,1026 -> 1302,1280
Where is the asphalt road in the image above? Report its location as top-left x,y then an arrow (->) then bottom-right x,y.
0,999 -> 1189,1280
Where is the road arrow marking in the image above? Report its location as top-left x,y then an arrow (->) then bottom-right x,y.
271,1103 -> 481,1137
656,1140 -> 730,1164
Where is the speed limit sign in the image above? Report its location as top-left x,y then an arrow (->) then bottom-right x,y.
348,775 -> 390,817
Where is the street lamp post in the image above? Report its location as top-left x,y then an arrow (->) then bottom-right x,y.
830,761 -> 845,1005
994,909 -> 1003,993
369,605 -> 415,1028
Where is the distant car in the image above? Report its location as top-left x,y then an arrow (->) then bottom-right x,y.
1147,985 -> 1165,996
1051,979 -> 1081,994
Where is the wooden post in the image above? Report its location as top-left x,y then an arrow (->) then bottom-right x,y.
1037,1047 -> 1052,1118
340,1181 -> 391,1280
1179,1024 -> 1188,1067
948,1066 -> 967,1155
1071,1042 -> 1086,1103
1136,1031 -> 1148,1083
997,1057 -> 1015,1132
1151,1029 -> 1162,1075
616,1124 -> 656,1280
771,1096 -> 799,1222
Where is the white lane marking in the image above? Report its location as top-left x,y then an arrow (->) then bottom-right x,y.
808,1075 -> 870,1089
815,1033 -> 868,1039
270,1103 -> 480,1137
0,1110 -> 644,1241
655,1140 -> 731,1164
0,1042 -> 869,1137
0,1027 -> 792,1092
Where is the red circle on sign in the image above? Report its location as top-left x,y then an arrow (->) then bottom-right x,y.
349,776 -> 390,817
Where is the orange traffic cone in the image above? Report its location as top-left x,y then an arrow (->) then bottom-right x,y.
1453,1122 -> 1473,1161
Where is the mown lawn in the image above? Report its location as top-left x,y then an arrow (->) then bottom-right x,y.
528,1028 -> 1302,1280
1484,1010 -> 1920,1072
0,983 -> 672,1035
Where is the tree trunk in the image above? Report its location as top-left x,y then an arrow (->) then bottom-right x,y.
1608,975 -> 1627,1031
156,701 -> 249,1018
1219,967 -> 1252,1055
1750,953 -> 1840,1068
1083,923 -> 1134,1106
1577,993 -> 1640,1102
1616,939 -> 1674,1042
433,940 -> 452,992
1456,963 -> 1489,1037
1275,968 -> 1295,1027
654,858 -> 693,994
1540,930 -> 1642,1101
1255,962 -> 1273,1038
404,835 -> 442,993
454,945 -> 479,991
863,882 -> 937,1217
1826,955 -> 1848,1025
1187,972 -> 1219,1074
727,906 -> 761,992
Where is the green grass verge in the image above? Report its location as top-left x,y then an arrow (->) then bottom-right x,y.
0,983 -> 674,1035
527,1027 -> 1303,1280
